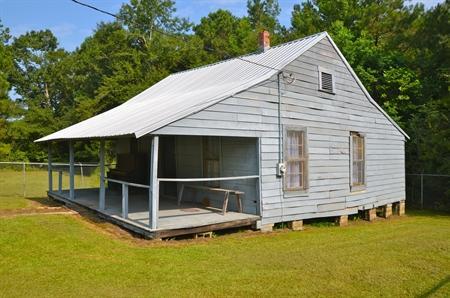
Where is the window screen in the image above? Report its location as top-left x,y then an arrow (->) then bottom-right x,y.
351,132 -> 365,187
284,130 -> 307,191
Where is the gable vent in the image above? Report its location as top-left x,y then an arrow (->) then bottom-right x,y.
320,71 -> 334,93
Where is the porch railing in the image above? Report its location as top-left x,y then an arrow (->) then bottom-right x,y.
157,175 -> 259,183
101,176 -> 259,222
105,178 -> 150,219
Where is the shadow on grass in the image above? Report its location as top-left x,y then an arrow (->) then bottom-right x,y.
406,209 -> 450,217
418,275 -> 450,298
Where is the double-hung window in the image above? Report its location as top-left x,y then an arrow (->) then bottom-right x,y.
350,132 -> 365,190
284,128 -> 308,192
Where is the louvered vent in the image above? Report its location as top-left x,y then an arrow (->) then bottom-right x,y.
320,72 -> 333,93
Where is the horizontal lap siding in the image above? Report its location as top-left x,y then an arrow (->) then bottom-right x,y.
158,37 -> 405,224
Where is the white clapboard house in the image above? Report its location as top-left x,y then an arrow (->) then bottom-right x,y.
37,31 -> 408,238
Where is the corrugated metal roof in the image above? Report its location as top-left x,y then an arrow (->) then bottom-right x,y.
36,32 -> 326,142
36,31 -> 408,142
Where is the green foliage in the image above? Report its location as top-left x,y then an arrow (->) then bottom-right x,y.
0,20 -> 21,160
194,9 -> 257,61
247,0 -> 281,33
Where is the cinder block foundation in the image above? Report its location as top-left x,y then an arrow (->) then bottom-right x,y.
335,215 -> 348,227
260,223 -> 274,233
394,200 -> 406,216
287,220 -> 304,231
363,208 -> 377,221
381,204 -> 393,218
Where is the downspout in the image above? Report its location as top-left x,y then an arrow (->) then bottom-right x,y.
277,71 -> 285,225
276,72 -> 285,176
278,72 -> 282,164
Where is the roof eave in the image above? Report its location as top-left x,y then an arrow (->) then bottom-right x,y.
323,32 -> 410,140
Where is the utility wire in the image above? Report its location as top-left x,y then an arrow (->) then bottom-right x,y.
69,0 -> 283,72
71,0 -> 117,18
70,0 -> 182,40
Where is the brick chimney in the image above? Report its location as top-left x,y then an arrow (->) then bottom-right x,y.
258,30 -> 270,52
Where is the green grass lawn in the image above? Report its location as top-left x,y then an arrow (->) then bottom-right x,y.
0,206 -> 449,297
0,168 -> 99,201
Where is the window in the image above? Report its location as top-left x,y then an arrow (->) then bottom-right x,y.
318,66 -> 334,93
284,128 -> 308,191
203,136 -> 220,187
350,132 -> 365,190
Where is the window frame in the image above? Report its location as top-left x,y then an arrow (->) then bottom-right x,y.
283,126 -> 309,195
318,66 -> 335,94
349,131 -> 366,192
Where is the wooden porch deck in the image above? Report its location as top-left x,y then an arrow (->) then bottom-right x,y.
48,188 -> 259,238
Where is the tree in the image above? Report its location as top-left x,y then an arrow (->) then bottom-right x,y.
7,30 -> 69,160
0,20 -> 19,160
194,9 -> 256,61
118,0 -> 190,47
247,0 -> 280,31
247,0 -> 285,44
290,1 -> 322,37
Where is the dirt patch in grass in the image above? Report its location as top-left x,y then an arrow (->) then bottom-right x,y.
0,196 -> 68,216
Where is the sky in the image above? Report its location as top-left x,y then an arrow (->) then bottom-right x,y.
0,0 -> 444,51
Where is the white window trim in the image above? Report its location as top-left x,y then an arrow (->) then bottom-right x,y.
318,66 -> 335,94
349,132 -> 366,192
283,126 -> 309,196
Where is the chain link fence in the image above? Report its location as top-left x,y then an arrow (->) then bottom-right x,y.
406,174 -> 450,212
0,161 -> 102,198
1,162 -> 449,212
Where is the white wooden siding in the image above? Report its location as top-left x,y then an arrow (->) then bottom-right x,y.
156,37 -> 405,224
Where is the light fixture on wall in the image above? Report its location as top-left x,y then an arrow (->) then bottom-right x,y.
282,72 -> 295,84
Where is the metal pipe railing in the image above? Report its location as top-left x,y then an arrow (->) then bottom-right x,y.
158,175 -> 259,182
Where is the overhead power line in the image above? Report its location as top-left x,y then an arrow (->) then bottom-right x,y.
71,0 -> 117,18
70,0 -> 179,40
69,0 -> 283,72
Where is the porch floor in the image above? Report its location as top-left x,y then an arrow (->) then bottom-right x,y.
49,188 -> 259,237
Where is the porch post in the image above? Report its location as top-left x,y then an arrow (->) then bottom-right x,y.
69,141 -> 75,200
48,143 -> 53,192
149,136 -> 159,230
99,140 -> 105,210
256,137 -> 262,216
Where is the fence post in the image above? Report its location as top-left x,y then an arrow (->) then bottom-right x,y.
420,173 -> 424,209
79,162 -> 84,188
48,144 -> 53,192
58,170 -> 63,194
22,161 -> 26,198
69,141 -> 75,200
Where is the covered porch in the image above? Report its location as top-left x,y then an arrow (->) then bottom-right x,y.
46,135 -> 261,238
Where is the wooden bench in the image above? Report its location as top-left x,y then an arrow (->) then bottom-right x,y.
177,184 -> 244,215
